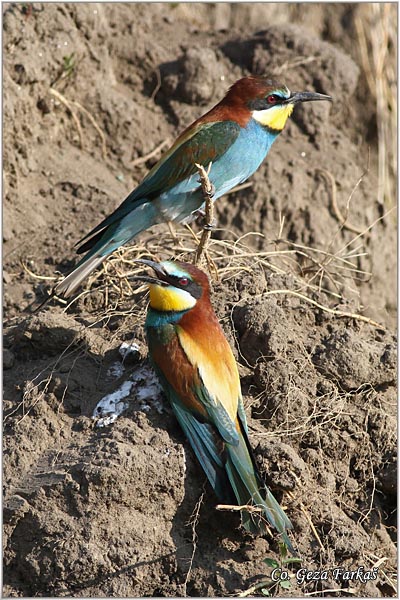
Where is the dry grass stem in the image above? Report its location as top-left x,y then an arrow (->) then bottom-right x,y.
41,213 -> 390,331
287,490 -> 325,554
337,206 -> 396,258
193,162 -> 216,269
225,181 -> 253,195
304,588 -> 357,596
216,503 -> 264,513
364,553 -> 397,593
263,289 -> 383,329
150,67 -> 162,101
72,100 -> 107,160
131,138 -> 171,167
316,168 -> 367,235
182,491 -> 204,595
21,260 -> 58,281
50,88 -> 84,148
49,88 -> 107,159
354,4 -> 397,207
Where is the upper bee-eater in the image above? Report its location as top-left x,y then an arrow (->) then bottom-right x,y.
136,258 -> 295,553
54,76 -> 331,298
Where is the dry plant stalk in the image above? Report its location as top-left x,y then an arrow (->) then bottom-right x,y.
193,162 -> 215,266
49,88 -> 107,160
39,213 -> 389,332
131,138 -> 170,167
316,167 -> 367,235
216,503 -> 264,513
354,4 -> 397,207
182,491 -> 204,595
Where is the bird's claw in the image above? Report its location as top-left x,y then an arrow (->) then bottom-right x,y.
207,182 -> 216,198
193,208 -> 206,218
202,221 -> 216,231
194,210 -> 217,230
197,179 -> 216,200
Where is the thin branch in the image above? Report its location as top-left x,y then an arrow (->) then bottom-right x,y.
238,581 -> 274,597
287,490 -> 325,553
49,87 -> 84,148
316,168 -> 367,235
49,88 -> 108,159
225,181 -> 253,196
216,503 -> 263,513
193,162 -> 215,266
182,492 -> 204,596
131,138 -> 170,167
305,588 -> 357,596
72,99 -> 107,160
263,289 -> 383,329
150,67 -> 162,102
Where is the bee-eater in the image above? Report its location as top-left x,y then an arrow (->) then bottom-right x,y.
136,258 -> 295,553
55,76 -> 331,298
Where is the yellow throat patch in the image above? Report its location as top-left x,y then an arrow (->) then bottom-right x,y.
149,283 -> 196,312
252,103 -> 294,131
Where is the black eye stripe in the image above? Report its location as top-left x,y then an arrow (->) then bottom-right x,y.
186,281 -> 202,299
166,275 -> 202,299
248,98 -> 268,111
248,93 -> 288,111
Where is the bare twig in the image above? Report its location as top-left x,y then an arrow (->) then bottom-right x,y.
131,138 -> 170,167
226,181 -> 253,196
316,168 -> 367,235
150,67 -> 162,102
238,581 -> 275,597
72,100 -> 107,160
182,492 -> 204,595
305,588 -> 357,596
193,162 -> 215,267
263,289 -> 383,329
287,490 -> 325,553
20,260 -> 57,281
49,88 -> 108,159
216,503 -> 264,513
49,88 -> 84,148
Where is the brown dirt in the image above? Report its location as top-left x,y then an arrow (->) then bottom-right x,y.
3,3 -> 397,598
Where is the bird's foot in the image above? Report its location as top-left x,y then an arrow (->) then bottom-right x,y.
193,208 -> 206,219
206,182 -> 216,199
193,209 -> 217,230
202,221 -> 216,231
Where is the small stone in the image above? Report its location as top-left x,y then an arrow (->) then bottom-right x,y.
4,349 -> 15,369
37,98 -> 51,115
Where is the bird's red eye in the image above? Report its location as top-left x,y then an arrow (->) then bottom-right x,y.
179,277 -> 189,286
267,94 -> 278,104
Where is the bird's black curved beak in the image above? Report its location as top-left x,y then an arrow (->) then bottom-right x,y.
132,259 -> 169,286
286,91 -> 332,104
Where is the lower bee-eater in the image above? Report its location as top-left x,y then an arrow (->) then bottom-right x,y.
136,258 -> 295,553
54,76 -> 331,298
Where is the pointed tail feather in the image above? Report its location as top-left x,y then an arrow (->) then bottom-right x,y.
53,251 -> 107,298
149,366 -> 295,552
225,428 -> 295,554
171,399 -> 236,504
54,200 -> 160,298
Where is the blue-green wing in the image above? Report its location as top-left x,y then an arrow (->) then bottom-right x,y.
193,376 -> 240,446
154,364 -> 236,503
77,120 -> 241,247
135,120 -> 241,199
